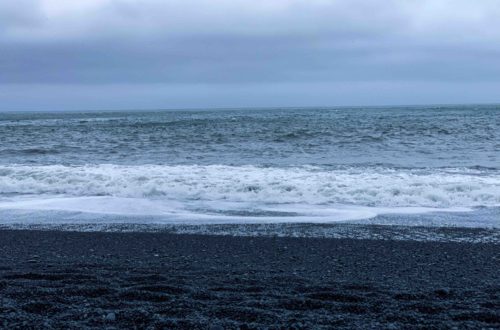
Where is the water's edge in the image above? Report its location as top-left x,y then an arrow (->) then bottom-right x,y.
2,222 -> 499,244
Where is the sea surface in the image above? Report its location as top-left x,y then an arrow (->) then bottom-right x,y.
0,105 -> 499,227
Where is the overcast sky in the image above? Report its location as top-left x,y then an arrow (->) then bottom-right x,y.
1,0 -> 500,111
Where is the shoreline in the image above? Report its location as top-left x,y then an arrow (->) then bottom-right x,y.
1,229 -> 499,328
1,222 -> 499,244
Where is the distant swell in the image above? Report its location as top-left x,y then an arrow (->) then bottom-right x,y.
0,148 -> 61,155
0,165 -> 499,208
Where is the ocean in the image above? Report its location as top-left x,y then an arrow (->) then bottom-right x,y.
0,105 -> 499,227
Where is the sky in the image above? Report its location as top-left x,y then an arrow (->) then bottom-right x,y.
1,0 -> 500,111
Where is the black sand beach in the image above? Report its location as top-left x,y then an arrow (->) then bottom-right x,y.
1,229 -> 499,329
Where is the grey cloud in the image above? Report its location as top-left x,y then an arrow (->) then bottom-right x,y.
1,0 -> 500,110
2,34 -> 500,84
0,0 -> 42,30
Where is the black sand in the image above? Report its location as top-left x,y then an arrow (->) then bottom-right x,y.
1,229 -> 499,329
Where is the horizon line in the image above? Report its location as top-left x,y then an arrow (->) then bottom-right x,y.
1,102 -> 500,113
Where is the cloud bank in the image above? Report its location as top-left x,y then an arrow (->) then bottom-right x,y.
1,0 -> 500,110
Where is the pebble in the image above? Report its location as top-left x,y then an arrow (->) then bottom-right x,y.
209,325 -> 224,330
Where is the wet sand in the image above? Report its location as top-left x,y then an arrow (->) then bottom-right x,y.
1,229 -> 499,329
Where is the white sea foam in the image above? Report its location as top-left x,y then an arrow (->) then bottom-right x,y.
0,164 -> 498,222
0,196 -> 472,224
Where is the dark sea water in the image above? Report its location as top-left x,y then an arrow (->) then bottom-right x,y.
0,105 -> 499,226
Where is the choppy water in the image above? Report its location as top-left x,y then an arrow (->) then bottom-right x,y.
0,105 -> 499,226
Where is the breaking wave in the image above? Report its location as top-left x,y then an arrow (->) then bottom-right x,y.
1,164 -> 499,209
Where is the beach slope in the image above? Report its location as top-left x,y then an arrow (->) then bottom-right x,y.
0,230 -> 499,328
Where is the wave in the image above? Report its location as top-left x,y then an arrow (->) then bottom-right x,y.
1,164 -> 499,209
0,148 -> 62,155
